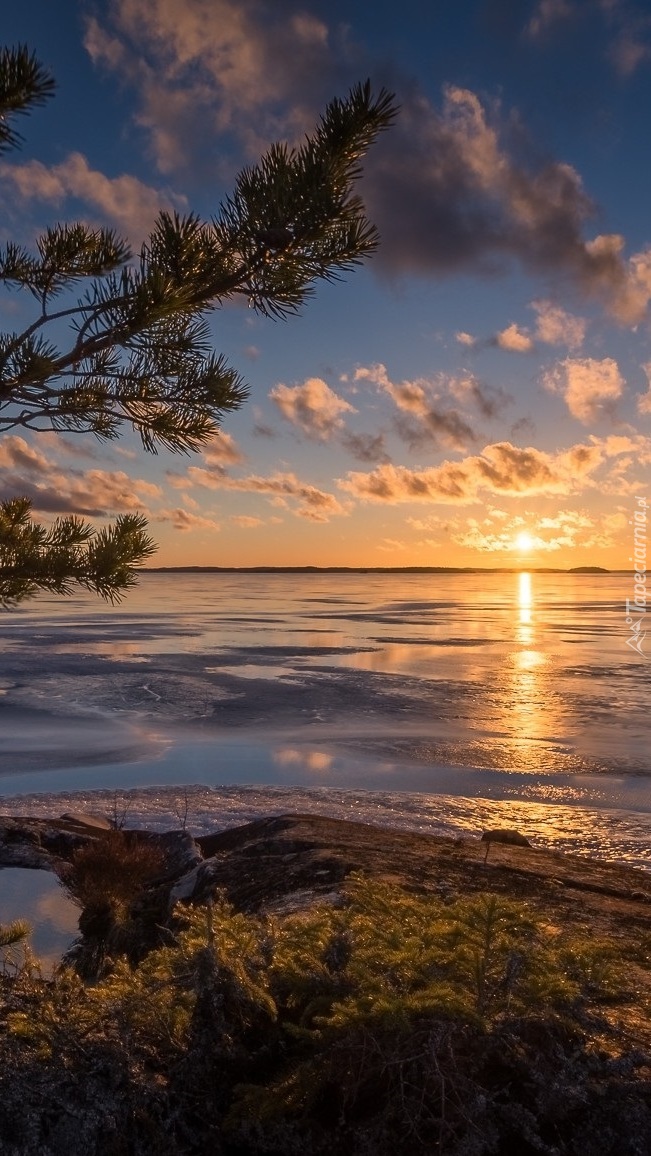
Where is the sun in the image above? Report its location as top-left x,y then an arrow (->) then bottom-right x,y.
515,531 -> 534,552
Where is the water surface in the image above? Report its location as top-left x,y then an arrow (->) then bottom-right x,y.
0,571 -> 648,866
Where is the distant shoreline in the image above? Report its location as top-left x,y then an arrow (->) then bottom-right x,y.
142,565 -> 614,575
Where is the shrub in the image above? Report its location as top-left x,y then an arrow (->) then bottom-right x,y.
1,876 -> 648,1154
61,831 -> 165,917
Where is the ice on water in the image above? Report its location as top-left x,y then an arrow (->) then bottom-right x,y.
0,572 -> 649,870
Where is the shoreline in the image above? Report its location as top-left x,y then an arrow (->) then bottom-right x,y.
0,780 -> 649,871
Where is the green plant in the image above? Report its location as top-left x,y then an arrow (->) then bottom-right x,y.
0,918 -> 31,974
1,878 -> 648,1154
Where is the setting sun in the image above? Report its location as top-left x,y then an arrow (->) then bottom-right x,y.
515,531 -> 534,552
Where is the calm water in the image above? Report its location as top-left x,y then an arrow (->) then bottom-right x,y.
0,571 -> 649,867
0,868 -> 79,976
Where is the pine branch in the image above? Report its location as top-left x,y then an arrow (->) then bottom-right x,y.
0,46 -> 397,603
0,82 -> 396,454
0,499 -> 156,606
0,45 -> 55,153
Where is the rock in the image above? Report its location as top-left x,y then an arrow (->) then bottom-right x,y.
60,812 -> 114,831
134,829 -> 203,879
0,818 -> 202,881
0,844 -> 53,870
168,862 -> 204,904
481,829 -> 531,847
168,856 -> 223,907
3,823 -> 40,846
0,818 -> 67,869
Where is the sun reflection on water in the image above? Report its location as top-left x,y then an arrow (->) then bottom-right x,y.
490,572 -> 561,772
517,571 -> 532,635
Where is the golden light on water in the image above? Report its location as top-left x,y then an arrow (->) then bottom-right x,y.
518,571 -> 532,630
489,571 -> 559,772
514,572 -> 544,734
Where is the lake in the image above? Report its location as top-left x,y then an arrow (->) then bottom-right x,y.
0,570 -> 648,868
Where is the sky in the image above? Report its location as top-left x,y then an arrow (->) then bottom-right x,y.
1,0 -> 651,569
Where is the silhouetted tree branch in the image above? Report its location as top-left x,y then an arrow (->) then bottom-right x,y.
0,44 -> 397,604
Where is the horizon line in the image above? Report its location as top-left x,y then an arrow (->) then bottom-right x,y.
141,565 -> 615,575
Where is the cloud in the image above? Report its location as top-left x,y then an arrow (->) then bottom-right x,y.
537,509 -> 592,530
455,331 -> 476,346
230,514 -> 263,528
406,514 -> 448,532
610,30 -> 650,74
363,84 -> 595,281
223,472 -> 348,521
165,433 -> 243,489
167,462 -> 348,522
604,2 -> 651,77
591,240 -> 651,324
0,152 -> 186,241
525,0 -> 575,39
269,378 -> 356,440
338,438 -> 607,505
155,508 -> 220,531
638,363 -> 651,415
84,0 -> 348,173
496,323 -> 534,352
362,84 -> 651,322
82,3 -> 651,320
36,433 -> 102,462
0,436 -> 162,516
200,432 -> 245,468
466,302 -> 586,354
251,407 -> 277,439
377,538 -> 408,552
593,434 -> 651,491
340,431 -> 391,463
408,502 -> 630,556
447,375 -> 513,420
354,363 -> 476,450
543,356 -> 625,423
525,0 -> 651,79
0,437 -> 50,474
531,300 -> 586,348
252,421 -> 277,439
453,505 -> 627,554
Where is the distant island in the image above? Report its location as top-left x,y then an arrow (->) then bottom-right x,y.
567,565 -> 610,574
144,565 -> 613,574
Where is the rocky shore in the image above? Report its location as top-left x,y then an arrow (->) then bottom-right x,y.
2,808 -> 650,922
2,810 -> 650,1047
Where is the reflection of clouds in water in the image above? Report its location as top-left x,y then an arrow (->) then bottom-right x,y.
207,664 -> 303,682
0,868 -> 79,977
274,748 -> 333,772
35,888 -> 80,934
